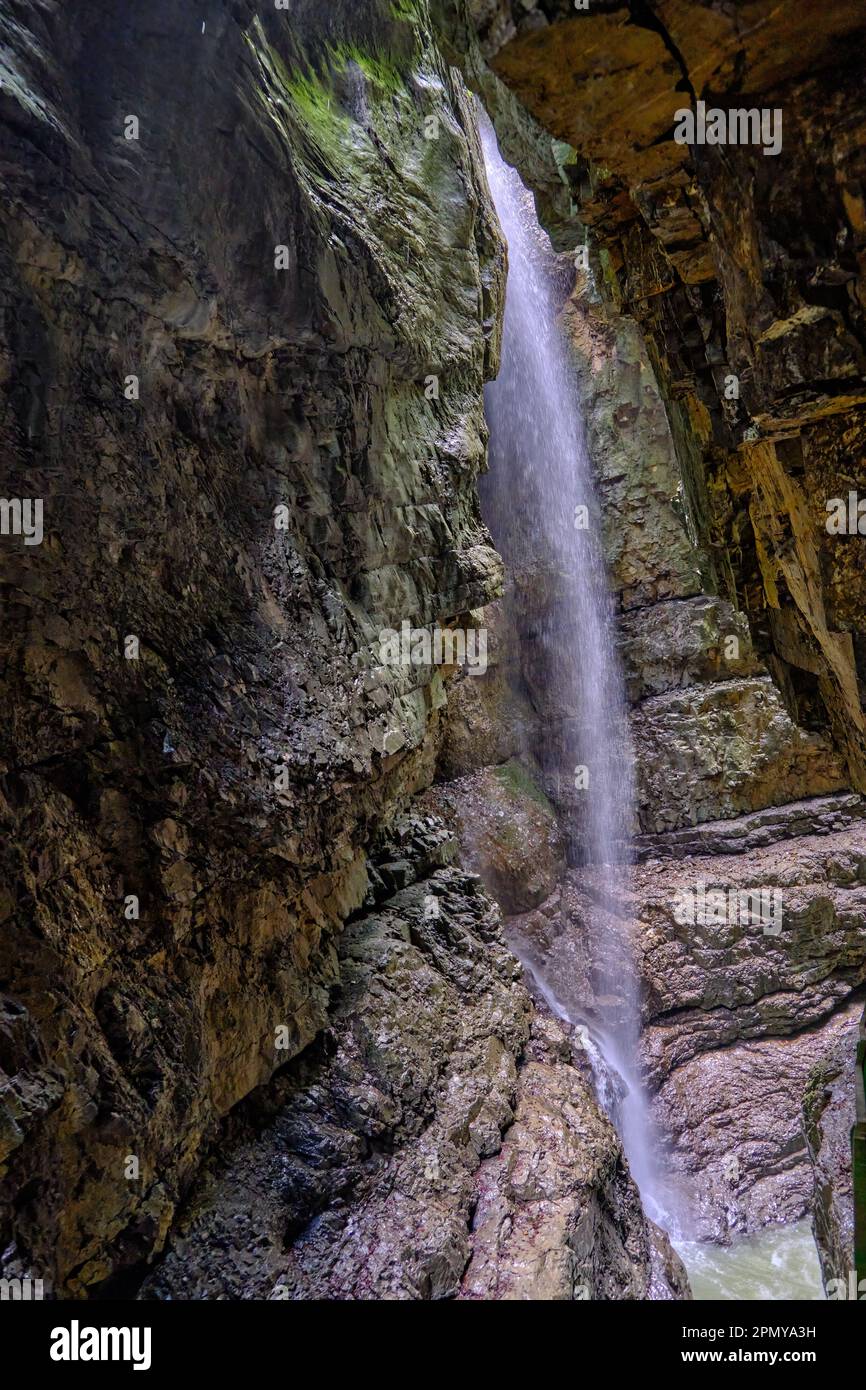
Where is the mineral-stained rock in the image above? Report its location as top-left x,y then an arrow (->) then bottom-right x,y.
636,793 -> 866,862
633,676 -> 847,833
0,0 -> 506,1295
4,0 -> 865,1302
652,1001 -> 864,1245
135,821 -> 667,1301
421,759 -> 565,914
434,599 -> 537,778
620,597 -> 761,706
562,278 -> 703,615
636,827 -> 866,1083
139,856 -> 529,1300
558,232 -> 848,843
430,0 -> 866,1282
803,1015 -> 861,1289
440,0 -> 866,793
461,1013 -> 688,1300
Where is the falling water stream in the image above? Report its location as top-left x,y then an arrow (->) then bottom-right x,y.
479,118 -> 668,1225
478,118 -> 824,1298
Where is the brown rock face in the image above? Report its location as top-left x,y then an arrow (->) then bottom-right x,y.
0,0 -> 505,1294
421,760 -> 566,913
442,0 -> 866,792
429,9 -> 866,1274
461,1013 -> 689,1300
653,1001 -> 864,1243
0,0 -> 674,1308
4,0 -> 864,1303
137,822 -> 533,1301
132,818 -> 664,1301
561,242 -> 848,837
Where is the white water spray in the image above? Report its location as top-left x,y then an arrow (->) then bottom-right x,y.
480,117 -> 674,1230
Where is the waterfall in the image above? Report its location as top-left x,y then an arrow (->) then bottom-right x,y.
479,117 -> 673,1230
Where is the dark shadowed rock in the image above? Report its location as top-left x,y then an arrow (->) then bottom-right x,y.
0,0 -> 505,1294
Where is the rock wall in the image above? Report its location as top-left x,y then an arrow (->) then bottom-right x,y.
439,0 -> 866,794
0,0 -> 507,1295
4,0 -> 863,1301
430,0 -> 866,1286
804,1018 -> 861,1287
0,0 -> 674,1304
136,816 -> 679,1300
546,252 -> 866,1268
562,275 -> 849,837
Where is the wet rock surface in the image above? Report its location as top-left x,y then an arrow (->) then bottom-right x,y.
634,828 -> 866,1083
620,597 -> 761,705
500,828 -> 866,1068
633,677 -> 846,834
137,819 -> 663,1300
471,817 -> 866,1260
443,0 -> 866,792
804,1015 -> 861,1289
421,759 -> 565,914
635,793 -> 866,862
431,0 -> 866,1286
0,0 -> 505,1295
653,1002 -> 863,1244
559,253 -> 850,838
461,1013 -> 689,1300
0,0 -> 692,1306
3,0 -> 865,1302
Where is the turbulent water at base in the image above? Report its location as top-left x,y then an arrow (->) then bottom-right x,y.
479,117 -> 672,1228
677,1222 -> 825,1301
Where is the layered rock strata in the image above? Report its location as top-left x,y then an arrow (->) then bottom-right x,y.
429,26 -> 866,1272
138,818 -> 680,1300
0,0 -> 506,1296
440,0 -> 866,793
0,0 -> 689,1304
4,0 -> 865,1302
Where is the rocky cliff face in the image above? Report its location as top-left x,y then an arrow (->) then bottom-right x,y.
0,0 -> 674,1302
0,0 -> 510,1295
563,273 -> 850,839
3,0 -> 863,1302
134,817 -> 684,1301
434,0 -> 866,1287
439,0 -> 866,794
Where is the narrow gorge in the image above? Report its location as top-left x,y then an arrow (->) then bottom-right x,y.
1,0 -> 865,1316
